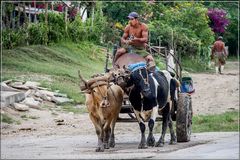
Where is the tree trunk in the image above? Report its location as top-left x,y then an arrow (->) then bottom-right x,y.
91,5 -> 95,31
51,2 -> 54,11
17,2 -> 21,28
34,0 -> 37,23
10,3 -> 14,29
28,4 -> 31,22
23,2 -> 27,24
23,2 -> 29,45
77,2 -> 80,16
45,1 -> 48,25
65,5 -> 68,32
6,3 -> 11,28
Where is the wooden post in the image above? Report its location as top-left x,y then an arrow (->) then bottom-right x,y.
91,4 -> 95,31
45,1 -> 48,25
28,3 -> 31,22
171,29 -> 174,50
17,2 -> 21,28
23,2 -> 27,24
34,0 -> 37,23
65,5 -> 68,32
10,4 -> 14,29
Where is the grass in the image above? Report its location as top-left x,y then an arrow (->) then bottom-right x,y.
154,111 -> 239,133
192,111 -> 239,132
20,114 -> 40,120
2,41 -> 108,104
61,103 -> 88,114
1,113 -> 15,124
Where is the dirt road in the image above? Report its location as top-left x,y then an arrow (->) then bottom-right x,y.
1,132 -> 239,159
1,61 -> 239,159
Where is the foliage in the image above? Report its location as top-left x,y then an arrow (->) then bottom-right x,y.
67,15 -> 86,42
1,113 -> 15,124
2,28 -> 27,49
192,111 -> 239,132
149,2 -> 214,61
2,1 -> 237,59
27,22 -> 48,45
2,42 -> 107,104
85,1 -> 108,43
207,8 -> 230,34
39,12 -> 66,43
102,2 -> 147,24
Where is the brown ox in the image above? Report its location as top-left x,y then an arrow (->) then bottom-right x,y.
79,71 -> 124,152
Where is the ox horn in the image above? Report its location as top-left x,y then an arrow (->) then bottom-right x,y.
78,70 -> 88,91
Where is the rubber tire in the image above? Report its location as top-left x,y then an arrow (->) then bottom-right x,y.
176,93 -> 192,142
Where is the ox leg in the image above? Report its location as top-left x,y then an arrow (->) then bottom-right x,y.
134,109 -> 147,149
89,115 -> 104,152
155,104 -> 170,147
96,129 -> 105,152
103,123 -> 111,149
109,117 -> 118,148
168,115 -> 177,145
147,106 -> 158,147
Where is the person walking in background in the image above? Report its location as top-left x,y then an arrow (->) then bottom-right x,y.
211,36 -> 227,74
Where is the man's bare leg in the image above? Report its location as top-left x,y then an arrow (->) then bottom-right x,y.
114,48 -> 127,63
145,54 -> 156,71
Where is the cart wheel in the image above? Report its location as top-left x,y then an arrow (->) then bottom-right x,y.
176,93 -> 192,142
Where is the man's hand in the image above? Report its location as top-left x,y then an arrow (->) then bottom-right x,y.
131,37 -> 140,42
124,39 -> 132,45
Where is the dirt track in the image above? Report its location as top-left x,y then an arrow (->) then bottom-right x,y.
1,61 -> 239,159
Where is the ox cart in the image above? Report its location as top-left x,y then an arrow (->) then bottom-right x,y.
105,43 -> 193,143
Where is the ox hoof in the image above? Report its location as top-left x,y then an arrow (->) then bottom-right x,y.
169,139 -> 177,145
109,141 -> 115,148
147,136 -> 155,147
138,143 -> 147,149
155,141 -> 164,147
95,147 -> 104,152
104,143 -> 110,149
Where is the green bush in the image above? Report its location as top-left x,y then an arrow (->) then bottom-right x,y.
28,22 -> 48,45
67,16 -> 86,42
2,28 -> 26,49
39,13 -> 66,43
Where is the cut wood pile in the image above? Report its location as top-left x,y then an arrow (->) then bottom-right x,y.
1,80 -> 73,112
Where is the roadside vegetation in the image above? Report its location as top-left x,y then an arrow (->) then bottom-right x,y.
192,111 -> 239,132
2,42 -> 108,104
153,111 -> 239,133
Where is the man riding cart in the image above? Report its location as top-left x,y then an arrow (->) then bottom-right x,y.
113,12 -> 156,71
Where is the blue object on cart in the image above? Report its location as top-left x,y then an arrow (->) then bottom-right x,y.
180,77 -> 195,94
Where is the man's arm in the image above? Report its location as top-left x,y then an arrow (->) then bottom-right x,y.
223,42 -> 227,56
121,26 -> 130,45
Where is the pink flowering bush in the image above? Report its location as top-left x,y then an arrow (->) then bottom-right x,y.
208,8 -> 230,33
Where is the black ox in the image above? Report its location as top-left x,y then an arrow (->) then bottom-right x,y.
113,62 -> 179,149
